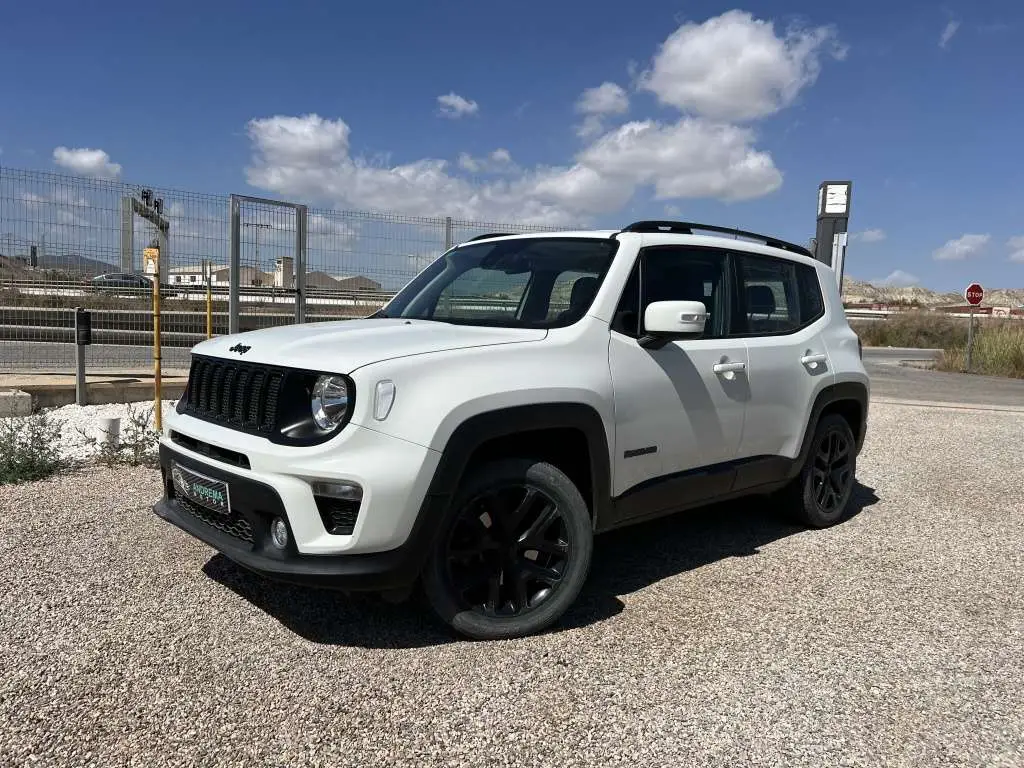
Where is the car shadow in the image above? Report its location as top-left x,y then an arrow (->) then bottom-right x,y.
202,481 -> 879,649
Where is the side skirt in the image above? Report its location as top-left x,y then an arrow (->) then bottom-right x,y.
600,454 -> 797,533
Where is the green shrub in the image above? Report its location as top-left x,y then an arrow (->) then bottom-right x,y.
0,411 -> 70,485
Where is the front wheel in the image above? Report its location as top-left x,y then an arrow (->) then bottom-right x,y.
778,413 -> 858,528
421,458 -> 593,640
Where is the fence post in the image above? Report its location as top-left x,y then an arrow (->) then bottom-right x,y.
444,216 -> 453,250
229,195 -> 240,335
295,205 -> 307,324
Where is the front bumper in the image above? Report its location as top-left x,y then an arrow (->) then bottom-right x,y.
154,443 -> 445,591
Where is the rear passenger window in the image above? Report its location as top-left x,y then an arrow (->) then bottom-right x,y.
735,254 -> 822,335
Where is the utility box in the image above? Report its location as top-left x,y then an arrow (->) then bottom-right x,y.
75,307 -> 92,346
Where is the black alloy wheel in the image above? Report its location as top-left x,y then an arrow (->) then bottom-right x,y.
780,412 -> 858,528
422,458 -> 593,640
445,484 -> 570,617
811,425 -> 854,516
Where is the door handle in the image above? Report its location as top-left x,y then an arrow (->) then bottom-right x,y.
713,361 -> 746,374
800,353 -> 827,367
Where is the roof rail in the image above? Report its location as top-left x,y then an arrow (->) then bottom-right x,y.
468,232 -> 517,241
620,220 -> 813,258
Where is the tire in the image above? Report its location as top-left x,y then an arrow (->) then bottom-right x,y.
421,458 -> 593,641
778,413 -> 857,528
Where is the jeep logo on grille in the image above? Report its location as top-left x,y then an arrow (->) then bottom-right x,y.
228,343 -> 251,354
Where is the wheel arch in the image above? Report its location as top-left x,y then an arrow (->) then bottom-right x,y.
789,381 -> 868,480
425,402 -> 613,529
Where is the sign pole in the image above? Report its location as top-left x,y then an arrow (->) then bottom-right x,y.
962,282 -> 984,373
966,306 -> 975,372
145,246 -> 163,432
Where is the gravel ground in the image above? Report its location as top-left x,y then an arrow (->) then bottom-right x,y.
2,402 -> 1023,767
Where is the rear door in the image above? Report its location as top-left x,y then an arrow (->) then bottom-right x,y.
731,252 -> 834,461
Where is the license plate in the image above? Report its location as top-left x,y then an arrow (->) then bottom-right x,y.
171,462 -> 231,516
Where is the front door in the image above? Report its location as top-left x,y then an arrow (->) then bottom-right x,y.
607,244 -> 749,522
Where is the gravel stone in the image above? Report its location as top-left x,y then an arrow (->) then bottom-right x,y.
0,401 -> 176,461
1,402 -> 1022,767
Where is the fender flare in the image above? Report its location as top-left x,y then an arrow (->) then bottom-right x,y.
788,381 -> 869,480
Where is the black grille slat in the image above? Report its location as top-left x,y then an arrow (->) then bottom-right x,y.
233,369 -> 250,424
262,373 -> 283,431
246,370 -> 266,428
180,356 -> 288,436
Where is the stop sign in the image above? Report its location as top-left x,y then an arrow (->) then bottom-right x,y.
964,282 -> 985,306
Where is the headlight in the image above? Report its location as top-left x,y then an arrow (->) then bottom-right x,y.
311,375 -> 350,430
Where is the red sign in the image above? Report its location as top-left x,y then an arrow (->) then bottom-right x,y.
964,282 -> 985,306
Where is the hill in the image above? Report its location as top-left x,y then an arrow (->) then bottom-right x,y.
842,277 -> 1024,308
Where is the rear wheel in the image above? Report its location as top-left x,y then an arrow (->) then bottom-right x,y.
779,413 -> 857,528
421,458 -> 593,640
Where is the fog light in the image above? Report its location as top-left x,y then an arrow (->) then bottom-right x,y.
311,481 -> 362,501
270,517 -> 289,549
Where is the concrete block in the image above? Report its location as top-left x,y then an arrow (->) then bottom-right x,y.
0,389 -> 32,417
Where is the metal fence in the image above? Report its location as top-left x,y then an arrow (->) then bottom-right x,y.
0,165 -> 558,373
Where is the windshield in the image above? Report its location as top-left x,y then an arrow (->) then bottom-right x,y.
376,237 -> 619,328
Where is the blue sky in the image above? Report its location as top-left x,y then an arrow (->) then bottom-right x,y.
2,0 -> 1023,291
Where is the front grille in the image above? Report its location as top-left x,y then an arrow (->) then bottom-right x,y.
180,356 -> 285,433
315,497 -> 360,536
175,497 -> 254,543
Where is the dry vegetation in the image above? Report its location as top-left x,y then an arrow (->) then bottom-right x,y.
852,311 -> 1024,378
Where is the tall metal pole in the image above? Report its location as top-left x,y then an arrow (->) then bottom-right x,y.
295,206 -> 307,324
444,216 -> 453,250
229,195 -> 240,335
205,259 -> 213,338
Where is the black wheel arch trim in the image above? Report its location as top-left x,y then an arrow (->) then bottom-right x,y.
788,381 -> 868,481
424,402 -> 613,529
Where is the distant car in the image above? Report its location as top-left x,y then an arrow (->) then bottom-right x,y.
91,272 -> 153,291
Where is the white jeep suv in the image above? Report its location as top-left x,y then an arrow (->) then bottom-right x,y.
154,220 -> 869,640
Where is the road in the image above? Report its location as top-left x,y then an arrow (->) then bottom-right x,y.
2,340 -> 1022,408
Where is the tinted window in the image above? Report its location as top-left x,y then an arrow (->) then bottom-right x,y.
612,246 -> 729,339
381,237 -> 618,328
796,263 -> 825,324
735,254 -> 822,335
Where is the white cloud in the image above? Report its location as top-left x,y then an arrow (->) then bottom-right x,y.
576,82 -> 629,115
436,92 -> 479,119
637,10 -> 845,121
574,83 -> 630,138
940,20 -> 961,49
52,146 -> 122,179
932,233 -> 990,261
457,148 -> 517,174
1006,235 -> 1024,263
245,113 -> 782,225
879,269 -> 919,287
852,228 -> 886,243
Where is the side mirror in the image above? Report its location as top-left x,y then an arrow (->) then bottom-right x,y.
639,300 -> 707,349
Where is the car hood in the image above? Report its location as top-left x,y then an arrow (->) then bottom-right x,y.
187,318 -> 547,373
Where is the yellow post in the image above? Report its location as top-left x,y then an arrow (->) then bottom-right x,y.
144,246 -> 162,432
205,259 -> 213,339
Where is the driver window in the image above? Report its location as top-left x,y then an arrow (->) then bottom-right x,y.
638,247 -> 729,339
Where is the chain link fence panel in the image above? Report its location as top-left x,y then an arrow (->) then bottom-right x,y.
0,165 -> 570,374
